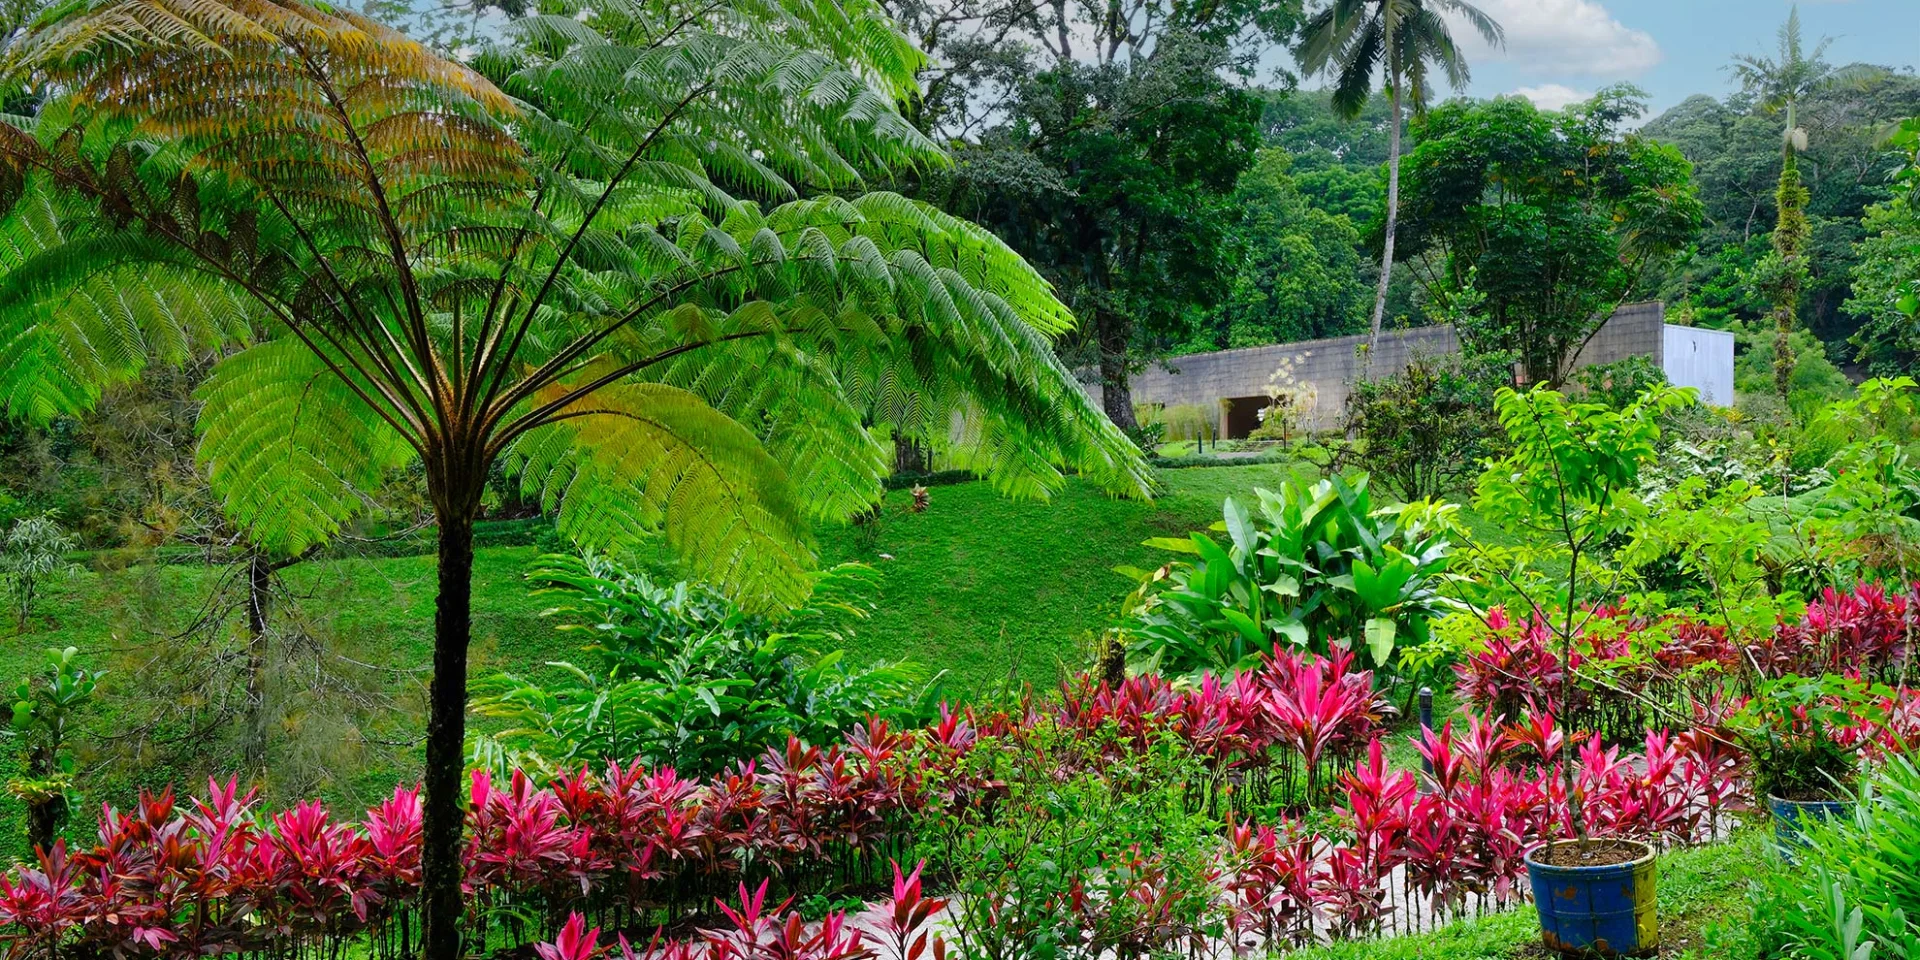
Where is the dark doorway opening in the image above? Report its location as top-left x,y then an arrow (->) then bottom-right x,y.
1223,396 -> 1271,439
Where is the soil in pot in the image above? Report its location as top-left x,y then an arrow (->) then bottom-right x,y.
1535,838 -> 1647,868
1773,785 -> 1849,802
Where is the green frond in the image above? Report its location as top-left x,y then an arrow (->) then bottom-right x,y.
505,380 -> 814,611
0,178 -> 250,423
196,338 -> 414,556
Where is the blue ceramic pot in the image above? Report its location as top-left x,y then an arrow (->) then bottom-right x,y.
1526,839 -> 1658,957
1769,794 -> 1850,859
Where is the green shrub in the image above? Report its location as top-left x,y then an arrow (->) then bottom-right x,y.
1120,473 -> 1460,675
1575,355 -> 1668,411
1343,353 -> 1506,503
468,553 -> 937,776
1748,753 -> 1920,959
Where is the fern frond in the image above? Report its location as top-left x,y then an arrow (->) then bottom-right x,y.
196,338 -> 414,555
505,379 -> 813,610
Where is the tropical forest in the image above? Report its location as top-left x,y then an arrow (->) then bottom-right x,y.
1,0 -> 1919,957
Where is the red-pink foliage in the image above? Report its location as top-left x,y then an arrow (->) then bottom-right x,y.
6,647 -> 1881,959
1456,583 -> 1918,726
1756,582 -> 1917,678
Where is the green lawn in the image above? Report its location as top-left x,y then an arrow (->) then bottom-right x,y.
816,460 -> 1316,696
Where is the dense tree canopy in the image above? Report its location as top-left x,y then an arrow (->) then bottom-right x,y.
1643,38 -> 1920,356
1394,87 -> 1703,385
1185,149 -> 1369,350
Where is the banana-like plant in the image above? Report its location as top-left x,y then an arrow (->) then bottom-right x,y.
0,0 -> 1149,952
1119,473 -> 1460,677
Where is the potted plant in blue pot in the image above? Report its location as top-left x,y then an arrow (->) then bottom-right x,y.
1723,673 -> 1888,854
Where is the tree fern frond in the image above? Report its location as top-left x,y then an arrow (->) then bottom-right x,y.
195,338 -> 414,556
505,380 -> 814,610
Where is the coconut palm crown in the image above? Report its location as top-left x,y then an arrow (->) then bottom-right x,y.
1293,0 -> 1501,368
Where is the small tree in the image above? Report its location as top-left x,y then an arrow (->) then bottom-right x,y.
1252,353 -> 1317,446
1293,0 -> 1504,370
1466,383 -> 1692,842
5,646 -> 102,853
1344,352 -> 1505,502
0,510 -> 77,628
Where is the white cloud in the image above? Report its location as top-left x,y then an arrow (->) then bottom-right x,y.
1511,83 -> 1594,110
1448,0 -> 1662,78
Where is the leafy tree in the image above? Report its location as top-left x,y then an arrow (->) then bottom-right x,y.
947,46 -> 1262,431
0,510 -> 75,627
1293,0 -> 1502,367
1187,149 -> 1368,350
894,0 -> 1301,431
1260,89 -> 1393,180
1465,383 -> 1691,839
1343,352 -> 1504,502
1848,118 -> 1920,375
0,1 -> 1148,956
1394,87 -> 1704,385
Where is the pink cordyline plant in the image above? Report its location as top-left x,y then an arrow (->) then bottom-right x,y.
0,652 -> 1841,960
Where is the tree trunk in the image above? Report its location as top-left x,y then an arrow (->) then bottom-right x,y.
420,505 -> 476,960
1097,308 -> 1138,431
243,551 -> 272,771
25,794 -> 63,856
892,435 -> 927,475
1366,79 -> 1404,379
1772,311 -> 1796,399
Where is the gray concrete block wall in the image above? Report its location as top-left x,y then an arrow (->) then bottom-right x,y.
1088,302 -> 1680,435
1569,301 -> 1665,371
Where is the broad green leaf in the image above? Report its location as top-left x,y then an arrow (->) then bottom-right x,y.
1223,496 -> 1256,556
1142,537 -> 1202,554
1220,607 -> 1263,647
1275,618 -> 1309,648
1365,618 -> 1397,665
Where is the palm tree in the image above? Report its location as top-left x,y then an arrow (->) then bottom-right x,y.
1295,0 -> 1502,368
1728,6 -> 1835,118
0,0 -> 1150,956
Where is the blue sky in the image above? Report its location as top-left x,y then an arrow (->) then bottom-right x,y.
1307,0 -> 1920,117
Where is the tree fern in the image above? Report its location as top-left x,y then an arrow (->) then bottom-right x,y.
0,0 -> 1149,951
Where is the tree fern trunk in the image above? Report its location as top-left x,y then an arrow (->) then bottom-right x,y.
421,508 -> 475,960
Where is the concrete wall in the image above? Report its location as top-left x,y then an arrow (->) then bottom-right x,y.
1097,325 -> 1460,435
1570,301 -> 1666,370
1662,324 -> 1736,405
1090,302 -> 1730,436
